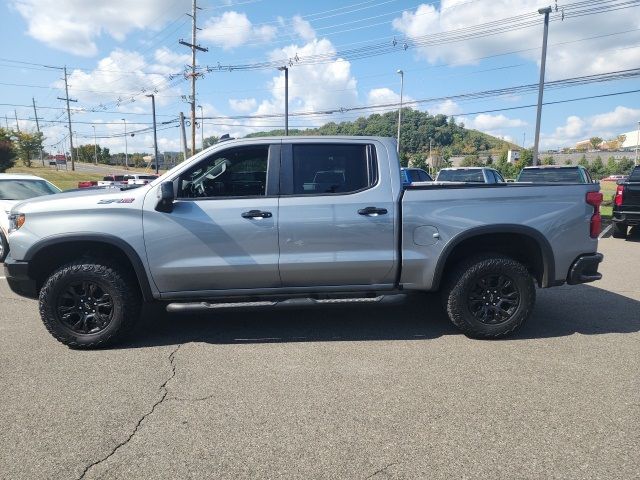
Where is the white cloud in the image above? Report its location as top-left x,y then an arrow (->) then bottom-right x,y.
367,88 -> 404,105
291,15 -> 315,41
11,0 -> 189,56
201,11 -> 276,49
541,106 -> 640,149
254,38 -> 359,124
430,99 -> 461,116
469,114 -> 527,131
392,1 -> 640,78
229,98 -> 258,112
591,106 -> 640,129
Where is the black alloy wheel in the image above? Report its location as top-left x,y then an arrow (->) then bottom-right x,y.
57,281 -> 114,335
467,274 -> 520,325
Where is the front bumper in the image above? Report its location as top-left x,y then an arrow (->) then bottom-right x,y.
3,257 -> 37,299
567,253 -> 603,285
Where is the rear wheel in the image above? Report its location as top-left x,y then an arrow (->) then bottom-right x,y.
442,254 -> 535,339
39,260 -> 141,349
612,222 -> 627,238
0,230 -> 8,262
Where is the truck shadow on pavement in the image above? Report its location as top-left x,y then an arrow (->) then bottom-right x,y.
125,284 -> 640,348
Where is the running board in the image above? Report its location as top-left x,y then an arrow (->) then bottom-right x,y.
166,294 -> 406,313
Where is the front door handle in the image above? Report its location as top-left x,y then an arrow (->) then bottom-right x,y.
358,206 -> 388,216
241,210 -> 273,219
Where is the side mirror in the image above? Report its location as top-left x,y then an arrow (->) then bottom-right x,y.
155,181 -> 175,213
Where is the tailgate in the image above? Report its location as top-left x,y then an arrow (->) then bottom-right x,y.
622,182 -> 640,207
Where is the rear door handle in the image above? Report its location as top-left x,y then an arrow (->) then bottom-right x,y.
358,206 -> 388,216
241,210 -> 273,219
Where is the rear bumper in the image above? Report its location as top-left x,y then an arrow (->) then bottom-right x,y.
567,253 -> 603,285
612,210 -> 640,226
3,257 -> 37,299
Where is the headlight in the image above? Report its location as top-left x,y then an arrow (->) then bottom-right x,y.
8,213 -> 25,234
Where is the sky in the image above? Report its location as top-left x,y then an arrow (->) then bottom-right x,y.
1,0 -> 640,156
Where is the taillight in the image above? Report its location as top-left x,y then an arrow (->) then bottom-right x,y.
586,191 -> 603,238
614,184 -> 624,206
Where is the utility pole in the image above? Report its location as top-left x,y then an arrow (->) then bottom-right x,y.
198,104 -> 204,149
179,112 -> 188,161
396,69 -> 404,154
522,132 -> 526,149
4,115 -> 8,130
121,118 -> 129,168
92,125 -> 98,165
14,110 -> 20,132
532,7 -> 552,166
147,94 -> 159,174
179,0 -> 208,158
57,66 -> 78,171
429,138 -> 434,175
277,66 -> 289,135
32,98 -> 44,166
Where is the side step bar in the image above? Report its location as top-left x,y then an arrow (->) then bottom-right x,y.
166,294 -> 407,313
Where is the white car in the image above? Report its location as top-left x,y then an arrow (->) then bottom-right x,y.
126,174 -> 158,185
0,174 -> 61,262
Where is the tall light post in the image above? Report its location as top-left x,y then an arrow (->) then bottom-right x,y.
635,120 -> 640,165
198,104 -> 204,150
278,66 -> 289,136
121,118 -> 129,169
146,94 -> 159,174
532,6 -> 552,166
396,69 -> 404,154
92,125 -> 98,165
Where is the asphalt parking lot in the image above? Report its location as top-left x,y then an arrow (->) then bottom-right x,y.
1,233 -> 638,480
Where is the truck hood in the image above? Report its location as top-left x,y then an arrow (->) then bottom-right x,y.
10,185 -> 150,214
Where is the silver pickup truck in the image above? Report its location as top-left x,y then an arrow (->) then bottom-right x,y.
3,136 -> 604,348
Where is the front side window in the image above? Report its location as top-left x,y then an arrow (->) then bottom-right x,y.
292,144 -> 376,195
178,146 -> 269,198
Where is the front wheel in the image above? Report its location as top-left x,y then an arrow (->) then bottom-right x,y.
0,230 -> 8,263
442,255 -> 535,339
39,260 -> 141,349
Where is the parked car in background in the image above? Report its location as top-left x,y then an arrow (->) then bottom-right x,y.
0,174 -> 61,262
4,136 -> 603,348
401,167 -> 433,185
435,167 -> 506,183
602,174 -> 627,182
517,165 -> 593,183
77,181 -> 98,189
98,175 -> 128,187
611,165 -> 640,238
127,174 -> 158,186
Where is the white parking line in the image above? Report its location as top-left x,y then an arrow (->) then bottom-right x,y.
599,224 -> 613,239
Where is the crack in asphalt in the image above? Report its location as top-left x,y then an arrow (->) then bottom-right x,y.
365,462 -> 397,479
76,344 -> 183,480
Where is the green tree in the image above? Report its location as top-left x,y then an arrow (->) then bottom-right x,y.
605,157 -> 618,175
203,135 -> 219,148
0,128 -> 16,172
519,148 -> 533,166
542,155 -> 555,165
564,159 -> 572,165
485,153 -> 493,165
15,131 -> 44,167
589,137 -> 603,150
617,157 -> 635,175
578,154 -> 589,168
590,156 -> 605,178
460,154 -> 483,167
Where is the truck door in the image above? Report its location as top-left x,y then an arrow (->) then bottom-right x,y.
142,143 -> 281,294
277,141 -> 397,288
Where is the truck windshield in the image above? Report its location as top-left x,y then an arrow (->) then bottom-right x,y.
437,170 -> 484,182
518,168 -> 582,183
0,179 -> 61,200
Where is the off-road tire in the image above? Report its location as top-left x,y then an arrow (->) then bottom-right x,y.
611,222 -> 627,239
442,254 -> 535,339
39,260 -> 141,349
0,230 -> 8,263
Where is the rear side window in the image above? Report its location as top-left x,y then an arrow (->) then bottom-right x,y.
518,168 -> 582,183
629,167 -> 640,182
292,144 -> 376,195
419,170 -> 433,181
178,145 -> 268,198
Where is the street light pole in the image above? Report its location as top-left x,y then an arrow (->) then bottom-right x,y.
396,69 -> 404,154
278,66 -> 289,135
198,105 -> 204,150
635,120 -> 640,165
146,94 -> 159,174
92,125 -> 97,165
532,7 -> 552,166
121,118 -> 129,169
